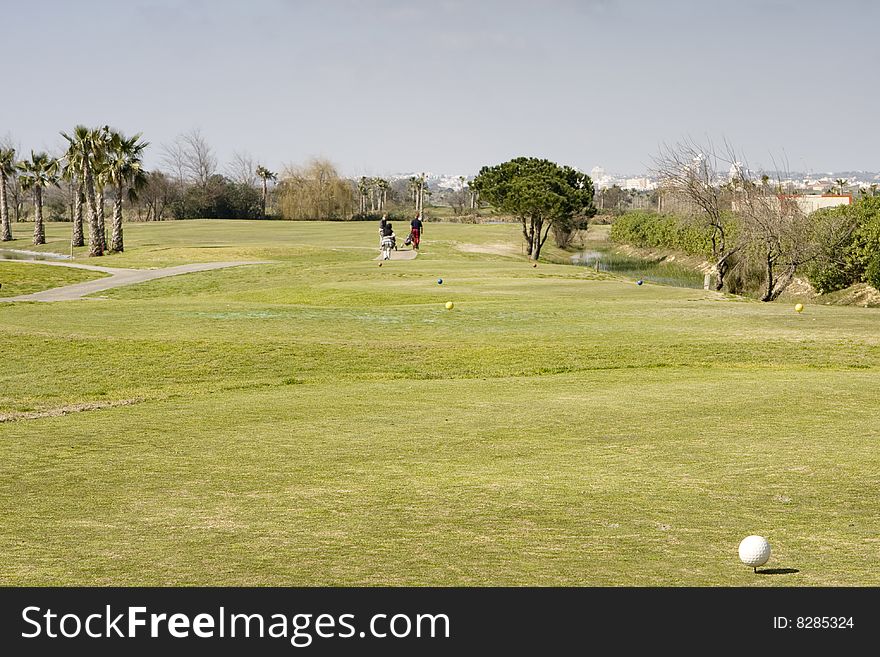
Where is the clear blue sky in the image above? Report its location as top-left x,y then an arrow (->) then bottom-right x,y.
1,0 -> 877,176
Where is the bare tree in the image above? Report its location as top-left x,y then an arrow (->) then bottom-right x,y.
162,129 -> 216,187
732,170 -> 852,302
8,166 -> 27,222
653,139 -> 740,290
226,150 -> 257,186
160,139 -> 187,183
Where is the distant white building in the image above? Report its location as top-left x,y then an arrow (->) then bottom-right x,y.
589,166 -> 611,189
734,194 -> 852,215
794,195 -> 852,213
624,177 -> 656,191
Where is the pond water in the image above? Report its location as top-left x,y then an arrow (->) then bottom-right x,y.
571,248 -> 706,289
0,249 -> 71,261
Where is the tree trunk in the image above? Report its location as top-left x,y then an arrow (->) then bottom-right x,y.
0,171 -> 11,241
713,257 -> 727,291
535,220 -> 553,259
261,179 -> 268,217
33,185 -> 45,245
71,185 -> 84,247
97,188 -> 107,252
761,252 -> 776,302
768,266 -> 796,302
521,217 -> 535,259
110,184 -> 124,252
84,166 -> 103,257
528,217 -> 550,260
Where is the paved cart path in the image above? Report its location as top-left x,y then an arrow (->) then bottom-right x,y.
0,260 -> 268,302
375,249 -> 418,261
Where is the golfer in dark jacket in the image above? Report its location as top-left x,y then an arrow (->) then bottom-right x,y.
410,214 -> 423,250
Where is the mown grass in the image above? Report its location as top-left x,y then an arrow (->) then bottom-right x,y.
0,262 -> 107,297
0,220 -> 878,585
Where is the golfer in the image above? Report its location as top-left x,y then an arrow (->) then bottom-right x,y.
410,213 -> 423,250
379,214 -> 388,245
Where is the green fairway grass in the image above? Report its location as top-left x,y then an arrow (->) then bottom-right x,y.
1,220 -> 878,585
0,261 -> 107,298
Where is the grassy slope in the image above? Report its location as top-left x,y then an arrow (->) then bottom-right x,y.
0,261 -> 107,297
1,220 -> 878,585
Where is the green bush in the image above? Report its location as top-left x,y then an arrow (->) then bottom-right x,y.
866,257 -> 880,291
805,260 -> 856,294
171,175 -> 262,219
805,197 -> 880,293
609,210 -> 718,257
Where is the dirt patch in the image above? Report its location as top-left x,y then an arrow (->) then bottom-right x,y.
782,276 -> 817,298
374,249 -> 418,261
819,283 -> 880,308
0,398 -> 142,423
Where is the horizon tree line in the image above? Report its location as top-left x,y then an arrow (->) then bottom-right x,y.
0,127 -> 282,254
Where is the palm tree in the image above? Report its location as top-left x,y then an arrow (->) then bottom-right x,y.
61,158 -> 85,248
93,127 -> 113,252
357,176 -> 369,215
416,173 -> 427,213
104,131 -> 149,252
255,165 -> 277,218
376,177 -> 389,211
62,125 -> 107,257
0,147 -> 16,241
16,152 -> 59,246
408,176 -> 418,207
834,178 -> 848,195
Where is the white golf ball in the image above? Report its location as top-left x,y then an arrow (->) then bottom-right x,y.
738,535 -> 771,568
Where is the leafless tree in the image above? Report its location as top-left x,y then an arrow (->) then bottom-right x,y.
160,139 -> 187,183
653,138 -> 740,290
449,188 -> 467,215
7,162 -> 27,223
226,150 -> 257,187
161,128 -> 216,187
731,169 -> 853,302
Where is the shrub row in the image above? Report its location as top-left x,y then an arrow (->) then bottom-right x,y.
805,196 -> 880,293
609,210 -> 720,258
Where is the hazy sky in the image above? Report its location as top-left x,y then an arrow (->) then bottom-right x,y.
2,0 -> 878,176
